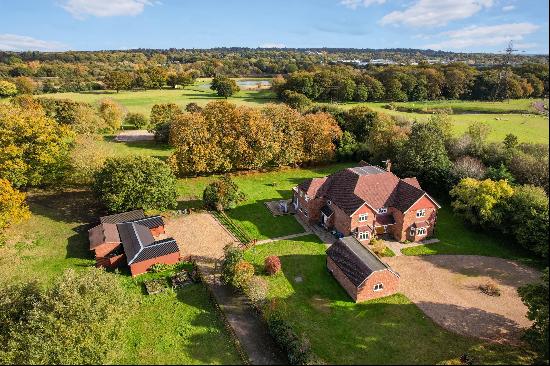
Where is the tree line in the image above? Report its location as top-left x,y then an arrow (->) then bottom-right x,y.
274,63 -> 548,104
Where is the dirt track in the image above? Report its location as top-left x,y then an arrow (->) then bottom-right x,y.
385,255 -> 541,344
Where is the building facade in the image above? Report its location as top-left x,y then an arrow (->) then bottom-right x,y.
293,164 -> 440,244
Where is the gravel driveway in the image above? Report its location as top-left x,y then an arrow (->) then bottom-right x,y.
385,255 -> 541,344
165,212 -> 237,264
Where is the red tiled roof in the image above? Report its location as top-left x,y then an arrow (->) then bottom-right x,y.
297,165 -> 432,215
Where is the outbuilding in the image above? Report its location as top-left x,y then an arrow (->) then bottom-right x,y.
326,236 -> 400,302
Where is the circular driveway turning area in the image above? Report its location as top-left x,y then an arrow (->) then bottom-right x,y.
385,255 -> 540,344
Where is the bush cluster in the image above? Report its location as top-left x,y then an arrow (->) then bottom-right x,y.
264,256 -> 282,275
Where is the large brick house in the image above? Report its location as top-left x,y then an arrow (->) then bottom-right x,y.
293,164 -> 440,243
88,209 -> 181,276
327,236 -> 400,302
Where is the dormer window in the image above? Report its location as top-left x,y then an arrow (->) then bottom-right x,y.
327,200 -> 332,206
416,209 -> 426,218
378,207 -> 388,214
358,213 -> 368,222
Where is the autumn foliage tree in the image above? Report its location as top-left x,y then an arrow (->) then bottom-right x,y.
0,103 -> 73,188
168,101 -> 342,176
0,178 -> 30,230
98,99 -> 124,132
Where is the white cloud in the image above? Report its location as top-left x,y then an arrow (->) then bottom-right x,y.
341,0 -> 386,9
424,22 -> 540,50
61,0 -> 153,18
0,34 -> 67,51
502,5 -> 516,11
260,43 -> 286,48
380,0 -> 494,27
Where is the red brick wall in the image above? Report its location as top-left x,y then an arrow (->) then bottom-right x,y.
327,257 -> 358,300
356,270 -> 400,302
129,252 -> 181,276
294,189 -> 324,225
328,257 -> 399,302
150,225 -> 165,237
93,242 -> 121,258
331,203 -> 352,235
350,204 -> 376,243
391,196 -> 438,242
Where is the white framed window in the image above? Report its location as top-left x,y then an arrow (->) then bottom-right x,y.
304,195 -> 309,202
373,283 -> 384,291
358,231 -> 370,241
303,209 -> 308,217
410,227 -> 416,236
300,191 -> 304,198
327,200 -> 332,206
417,227 -> 427,236
377,207 -> 388,214
358,213 -> 368,222
416,209 -> 426,218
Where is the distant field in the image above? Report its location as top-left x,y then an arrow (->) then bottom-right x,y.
337,100 -> 549,143
38,78 -> 276,115
36,84 -> 548,143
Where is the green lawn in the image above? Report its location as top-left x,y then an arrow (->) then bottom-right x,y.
391,98 -> 538,114
0,189 -> 241,365
38,78 -> 277,115
336,100 -> 549,143
175,164 -> 354,240
401,207 -> 541,267
244,236 -> 535,364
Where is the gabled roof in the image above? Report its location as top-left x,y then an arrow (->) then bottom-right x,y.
89,223 -> 120,249
326,236 -> 397,287
297,165 -> 437,215
117,222 -> 179,265
100,209 -> 145,224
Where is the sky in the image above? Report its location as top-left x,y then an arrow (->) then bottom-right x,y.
0,0 -> 548,54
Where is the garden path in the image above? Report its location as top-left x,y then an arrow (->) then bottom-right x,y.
166,213 -> 287,365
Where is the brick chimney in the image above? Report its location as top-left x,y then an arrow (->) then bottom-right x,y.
384,159 -> 392,172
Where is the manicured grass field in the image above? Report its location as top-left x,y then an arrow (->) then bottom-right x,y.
244,236 -> 535,364
401,207 -> 541,267
38,78 -> 277,115
0,189 -> 241,365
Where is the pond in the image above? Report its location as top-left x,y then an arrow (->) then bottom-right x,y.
198,79 -> 272,90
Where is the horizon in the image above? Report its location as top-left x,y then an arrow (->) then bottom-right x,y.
1,0 -> 548,54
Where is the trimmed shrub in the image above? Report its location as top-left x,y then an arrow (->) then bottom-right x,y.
203,175 -> 245,211
221,244 -> 245,285
244,276 -> 269,306
267,312 -> 318,365
232,260 -> 254,290
125,112 -> 148,129
264,256 -> 282,275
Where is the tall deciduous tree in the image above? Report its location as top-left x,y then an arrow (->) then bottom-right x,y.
104,70 -> 132,92
450,178 -> 514,227
93,155 -> 177,212
396,120 -> 452,191
0,103 -> 73,188
98,99 -> 124,132
0,268 -> 127,365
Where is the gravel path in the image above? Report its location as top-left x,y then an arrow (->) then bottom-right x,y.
114,129 -> 154,142
385,255 -> 540,344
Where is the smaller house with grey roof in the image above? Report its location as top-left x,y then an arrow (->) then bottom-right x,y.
88,209 -> 180,276
327,236 -> 400,302
293,162 -> 440,243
